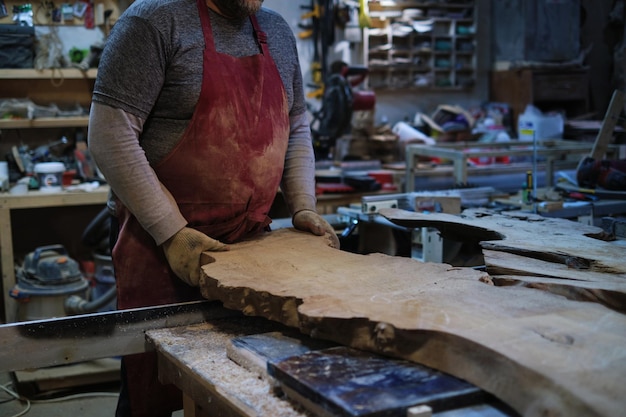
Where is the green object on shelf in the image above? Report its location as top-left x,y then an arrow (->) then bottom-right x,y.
434,39 -> 452,51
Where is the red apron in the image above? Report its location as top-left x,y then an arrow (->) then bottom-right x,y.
112,0 -> 289,414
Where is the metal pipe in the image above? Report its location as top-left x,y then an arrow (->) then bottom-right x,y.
64,285 -> 117,314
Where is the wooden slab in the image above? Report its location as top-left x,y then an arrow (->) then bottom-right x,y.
13,358 -> 120,396
199,228 -> 626,417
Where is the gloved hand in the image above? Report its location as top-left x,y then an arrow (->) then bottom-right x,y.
293,209 -> 340,249
162,227 -> 228,286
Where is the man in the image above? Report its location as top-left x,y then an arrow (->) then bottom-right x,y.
88,0 -> 339,415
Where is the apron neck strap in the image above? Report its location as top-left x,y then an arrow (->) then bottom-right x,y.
196,0 -> 268,55
250,15 -> 268,54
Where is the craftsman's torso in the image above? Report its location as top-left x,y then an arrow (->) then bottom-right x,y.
92,0 -> 305,164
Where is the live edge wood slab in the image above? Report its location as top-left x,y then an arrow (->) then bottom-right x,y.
199,213 -> 626,417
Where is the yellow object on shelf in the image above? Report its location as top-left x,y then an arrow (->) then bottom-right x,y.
358,0 -> 371,28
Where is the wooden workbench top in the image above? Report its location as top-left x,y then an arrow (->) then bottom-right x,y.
146,317 -> 313,417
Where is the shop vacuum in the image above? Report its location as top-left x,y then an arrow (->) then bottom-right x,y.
8,210 -> 118,397
10,208 -> 116,321
10,245 -> 90,321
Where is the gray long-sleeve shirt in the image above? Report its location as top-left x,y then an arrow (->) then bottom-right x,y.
88,0 -> 317,245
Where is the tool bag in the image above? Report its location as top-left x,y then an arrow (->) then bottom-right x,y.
0,24 -> 35,68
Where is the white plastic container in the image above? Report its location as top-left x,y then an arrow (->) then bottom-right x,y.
34,162 -> 65,192
517,105 -> 564,141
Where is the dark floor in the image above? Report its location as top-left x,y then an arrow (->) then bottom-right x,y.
0,360 -> 119,417
0,371 -> 119,417
0,365 -> 184,417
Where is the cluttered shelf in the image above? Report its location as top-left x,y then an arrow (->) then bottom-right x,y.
0,184 -> 108,209
0,68 -> 98,79
0,116 -> 89,129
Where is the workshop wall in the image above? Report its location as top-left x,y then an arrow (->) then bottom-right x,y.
580,0 -> 623,116
489,0 -> 619,120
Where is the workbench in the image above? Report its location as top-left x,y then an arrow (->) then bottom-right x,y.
146,317 -> 313,417
147,317 -> 514,417
0,186 -> 109,323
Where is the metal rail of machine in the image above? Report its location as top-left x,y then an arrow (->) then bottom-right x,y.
404,140 -> 619,192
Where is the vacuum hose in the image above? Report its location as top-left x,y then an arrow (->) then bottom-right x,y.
65,284 -> 117,314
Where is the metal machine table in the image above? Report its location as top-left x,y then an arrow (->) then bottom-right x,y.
404,140 -> 618,192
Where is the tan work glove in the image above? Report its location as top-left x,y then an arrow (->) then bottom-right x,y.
162,227 -> 229,286
293,209 -> 340,249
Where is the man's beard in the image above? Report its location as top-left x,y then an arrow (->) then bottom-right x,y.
212,0 -> 264,19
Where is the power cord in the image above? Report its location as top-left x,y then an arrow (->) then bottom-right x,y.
0,383 -> 30,417
1,381 -> 118,417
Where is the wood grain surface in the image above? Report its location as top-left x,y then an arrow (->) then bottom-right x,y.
380,208 -> 625,275
199,226 -> 626,417
380,208 -> 626,312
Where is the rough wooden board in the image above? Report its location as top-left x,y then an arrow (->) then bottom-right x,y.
13,358 -> 120,396
379,208 -> 626,275
483,249 -> 626,312
199,229 -> 626,417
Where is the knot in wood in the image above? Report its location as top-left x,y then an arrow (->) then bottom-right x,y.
373,322 -> 395,349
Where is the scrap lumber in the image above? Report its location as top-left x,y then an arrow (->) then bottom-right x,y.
380,208 -> 626,312
482,249 -> 626,312
199,227 -> 626,417
379,208 -> 624,274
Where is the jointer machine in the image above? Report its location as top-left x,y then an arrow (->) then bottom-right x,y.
0,298 -> 516,417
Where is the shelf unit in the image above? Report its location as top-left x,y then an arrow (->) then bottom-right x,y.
0,68 -> 95,131
0,68 -> 98,79
364,0 -> 476,90
0,68 -> 103,324
0,116 -> 89,129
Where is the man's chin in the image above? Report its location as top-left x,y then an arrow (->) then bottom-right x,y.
213,0 -> 263,19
